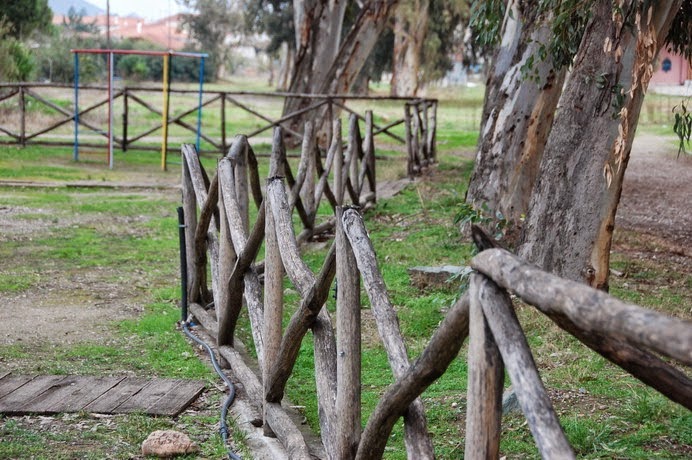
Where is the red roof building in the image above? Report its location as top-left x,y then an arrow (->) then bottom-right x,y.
53,13 -> 192,50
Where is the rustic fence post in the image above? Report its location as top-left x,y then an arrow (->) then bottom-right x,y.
475,274 -> 575,459
229,135 -> 250,233
216,159 -> 237,347
263,177 -> 284,437
429,101 -> 437,163
334,120 -> 345,206
364,110 -> 376,203
181,152 -> 199,304
422,102 -> 430,164
347,114 -> 362,204
464,273 -> 503,460
413,103 -> 422,168
19,86 -> 26,147
314,118 -> 340,213
404,103 -> 414,178
342,209 -> 434,458
335,206 -> 361,459
221,94 -> 227,153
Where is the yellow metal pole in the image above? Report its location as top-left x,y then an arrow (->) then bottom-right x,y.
161,53 -> 170,171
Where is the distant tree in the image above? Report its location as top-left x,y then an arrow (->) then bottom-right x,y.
62,6 -> 98,34
0,21 -> 34,81
391,0 -> 467,95
0,0 -> 52,39
178,0 -> 243,79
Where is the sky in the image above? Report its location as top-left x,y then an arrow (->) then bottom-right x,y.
88,0 -> 188,21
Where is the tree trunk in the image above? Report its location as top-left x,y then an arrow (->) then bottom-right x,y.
519,0 -> 683,289
466,0 -> 566,226
283,0 -> 399,139
390,0 -> 429,97
284,0 -> 349,137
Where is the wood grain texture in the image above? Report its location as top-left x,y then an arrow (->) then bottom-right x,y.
342,208 -> 434,458
465,273 -> 503,460
471,249 -> 692,365
476,275 -> 575,459
335,207 -> 361,460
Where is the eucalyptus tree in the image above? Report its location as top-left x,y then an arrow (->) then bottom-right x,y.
390,0 -> 468,96
179,0 -> 244,79
282,0 -> 400,138
467,0 -> 691,289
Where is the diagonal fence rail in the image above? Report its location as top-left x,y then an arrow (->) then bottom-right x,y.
179,120 -> 691,458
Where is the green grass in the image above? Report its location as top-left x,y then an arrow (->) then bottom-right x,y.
1,92 -> 690,459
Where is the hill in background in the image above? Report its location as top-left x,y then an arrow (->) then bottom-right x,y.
48,0 -> 104,16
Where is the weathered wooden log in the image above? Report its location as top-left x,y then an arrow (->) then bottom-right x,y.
263,190 -> 284,437
471,249 -> 692,367
301,124 -> 316,223
267,179 -> 314,297
290,122 -> 314,214
334,124 -> 345,205
246,143 -> 264,209
218,345 -> 312,459
313,308 -> 338,458
218,158 -> 266,364
476,274 -> 575,459
347,114 -> 362,199
355,292 -> 470,460
364,111 -> 376,202
428,102 -> 437,162
335,207 -> 361,460
182,144 -> 218,304
216,176 -> 237,347
243,268 -> 266,370
314,119 -> 340,211
265,242 -> 337,402
404,104 -> 414,178
297,217 -> 336,246
181,158 -> 199,303
228,135 -> 250,233
341,209 -> 434,458
465,273 -> 503,460
188,302 -> 218,337
470,228 -> 692,408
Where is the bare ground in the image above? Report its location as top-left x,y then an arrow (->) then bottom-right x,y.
0,133 -> 690,457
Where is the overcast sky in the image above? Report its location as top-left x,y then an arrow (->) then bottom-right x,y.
88,0 -> 188,20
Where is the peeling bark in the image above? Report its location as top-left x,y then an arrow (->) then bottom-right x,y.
466,0 -> 566,225
520,0 -> 683,289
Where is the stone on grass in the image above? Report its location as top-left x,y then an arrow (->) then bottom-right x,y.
141,430 -> 199,457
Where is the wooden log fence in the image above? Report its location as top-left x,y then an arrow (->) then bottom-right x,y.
0,83 -> 436,178
180,116 -> 690,458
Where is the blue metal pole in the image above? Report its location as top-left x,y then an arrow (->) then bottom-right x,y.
196,56 -> 205,152
73,53 -> 79,161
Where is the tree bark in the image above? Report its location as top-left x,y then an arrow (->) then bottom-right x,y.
390,0 -> 429,96
283,0 -> 400,139
466,0 -> 566,225
520,0 -> 683,289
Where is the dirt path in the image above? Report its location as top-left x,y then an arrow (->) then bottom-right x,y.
617,134 -> 692,253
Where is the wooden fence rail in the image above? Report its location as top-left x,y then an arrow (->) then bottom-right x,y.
0,83 -> 436,177
180,121 -> 690,458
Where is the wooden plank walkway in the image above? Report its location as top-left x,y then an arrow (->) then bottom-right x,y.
0,373 -> 205,417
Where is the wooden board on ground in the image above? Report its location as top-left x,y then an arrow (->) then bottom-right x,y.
0,374 -> 205,417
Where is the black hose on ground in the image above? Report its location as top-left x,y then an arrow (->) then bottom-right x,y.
178,207 -> 241,460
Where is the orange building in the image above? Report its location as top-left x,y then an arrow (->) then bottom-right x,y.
52,13 -> 191,50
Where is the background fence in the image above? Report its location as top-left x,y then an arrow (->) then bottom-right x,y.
0,83 -> 436,175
